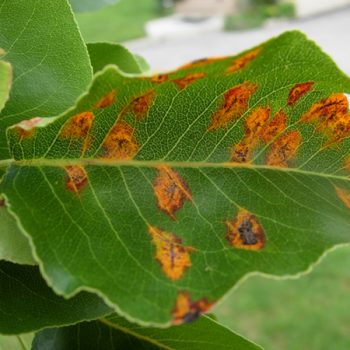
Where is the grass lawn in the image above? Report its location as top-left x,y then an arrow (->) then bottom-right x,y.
214,245 -> 350,350
75,0 -> 162,43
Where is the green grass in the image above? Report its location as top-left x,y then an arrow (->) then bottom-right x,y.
214,245 -> 350,350
75,0 -> 162,43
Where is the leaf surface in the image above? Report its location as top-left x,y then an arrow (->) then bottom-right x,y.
0,56 -> 11,113
32,314 -> 261,350
0,261 -> 112,334
0,0 -> 92,158
2,31 -> 350,326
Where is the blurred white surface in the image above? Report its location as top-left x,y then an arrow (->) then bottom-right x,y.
125,7 -> 350,74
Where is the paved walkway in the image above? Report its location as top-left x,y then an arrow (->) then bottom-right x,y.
125,7 -> 350,75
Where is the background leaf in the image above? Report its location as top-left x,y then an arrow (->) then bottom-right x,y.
32,314 -> 261,350
0,56 -> 11,113
87,43 -> 149,74
69,0 -> 119,13
0,261 -> 112,334
0,201 -> 35,265
0,0 -> 92,158
2,31 -> 350,327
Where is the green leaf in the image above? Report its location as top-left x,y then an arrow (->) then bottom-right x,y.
32,314 -> 261,350
0,200 -> 35,265
0,261 -> 112,334
69,0 -> 119,13
87,43 -> 149,74
0,0 -> 92,158
2,31 -> 350,326
0,54 -> 12,113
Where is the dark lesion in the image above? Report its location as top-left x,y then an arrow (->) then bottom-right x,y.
238,219 -> 258,245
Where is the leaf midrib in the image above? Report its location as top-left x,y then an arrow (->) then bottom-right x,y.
1,158 -> 349,182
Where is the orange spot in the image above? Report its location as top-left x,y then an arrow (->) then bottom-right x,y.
300,94 -> 350,145
173,72 -> 205,90
61,112 -> 94,139
287,82 -> 314,106
154,166 -> 192,219
151,74 -> 169,84
65,165 -> 88,194
266,130 -> 301,167
226,47 -> 261,74
335,187 -> 350,208
148,226 -> 194,280
178,56 -> 228,70
225,209 -> 265,250
260,109 -> 288,144
101,120 -> 138,160
13,117 -> 43,139
94,90 -> 116,109
172,292 -> 213,325
231,106 -> 270,163
128,90 -> 155,120
208,82 -> 258,131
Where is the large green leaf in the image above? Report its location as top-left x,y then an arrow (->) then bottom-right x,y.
0,0 -> 92,158
0,261 -> 112,334
2,31 -> 350,327
32,314 -> 261,350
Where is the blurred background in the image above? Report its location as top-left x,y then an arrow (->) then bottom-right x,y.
2,1 -> 350,349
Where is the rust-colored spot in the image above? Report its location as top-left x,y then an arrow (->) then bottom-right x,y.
173,72 -> 205,90
231,106 -> 270,163
335,187 -> 350,208
151,74 -> 169,84
127,90 -> 155,120
0,198 -> 5,207
13,117 -> 43,139
178,56 -> 228,71
65,165 -> 88,194
101,120 -> 138,160
172,292 -> 213,325
300,94 -> 350,144
225,209 -> 265,250
266,130 -> 301,167
208,82 -> 258,131
154,166 -> 192,219
260,109 -> 288,144
226,47 -> 261,74
148,226 -> 194,280
287,82 -> 314,106
61,112 -> 94,139
94,90 -> 116,109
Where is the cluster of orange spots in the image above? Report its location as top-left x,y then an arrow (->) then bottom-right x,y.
153,166 -> 192,219
94,90 -> 116,109
225,209 -> 265,250
231,106 -> 270,163
101,120 -> 138,160
173,72 -> 205,90
300,93 -> 350,145
148,226 -> 194,280
172,292 -> 213,325
65,165 -> 88,194
226,47 -> 261,74
266,130 -> 301,167
335,187 -> 350,209
287,82 -> 314,106
13,117 -> 43,139
178,56 -> 228,71
61,112 -> 94,139
127,90 -> 155,120
260,109 -> 288,144
208,82 -> 258,131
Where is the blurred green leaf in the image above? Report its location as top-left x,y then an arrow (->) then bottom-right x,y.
69,0 -> 119,13
0,56 -> 11,113
32,314 -> 261,350
0,261 -> 112,335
